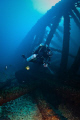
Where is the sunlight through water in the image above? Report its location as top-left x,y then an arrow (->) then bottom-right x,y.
32,0 -> 61,14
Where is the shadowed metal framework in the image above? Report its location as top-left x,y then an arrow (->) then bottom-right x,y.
17,0 -> 80,76
0,1 -> 80,117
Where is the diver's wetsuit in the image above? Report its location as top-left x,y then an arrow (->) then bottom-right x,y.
22,44 -> 53,66
32,44 -> 52,64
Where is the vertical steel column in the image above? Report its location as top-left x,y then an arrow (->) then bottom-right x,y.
59,13 -> 70,75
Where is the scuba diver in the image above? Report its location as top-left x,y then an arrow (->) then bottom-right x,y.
22,43 -> 53,67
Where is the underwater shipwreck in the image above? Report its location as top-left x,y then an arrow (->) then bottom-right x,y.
0,0 -> 80,119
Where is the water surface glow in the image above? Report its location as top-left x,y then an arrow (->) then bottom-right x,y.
32,0 -> 61,13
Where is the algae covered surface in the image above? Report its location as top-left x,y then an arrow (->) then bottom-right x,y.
0,94 -> 42,120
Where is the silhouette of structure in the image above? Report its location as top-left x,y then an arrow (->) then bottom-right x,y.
0,1 -> 80,119
16,0 -> 80,76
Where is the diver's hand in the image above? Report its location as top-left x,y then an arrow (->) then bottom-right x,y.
22,54 -> 26,59
43,63 -> 48,67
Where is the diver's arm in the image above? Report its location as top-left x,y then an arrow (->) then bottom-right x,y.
49,49 -> 53,56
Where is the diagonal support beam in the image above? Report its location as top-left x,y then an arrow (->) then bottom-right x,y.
50,47 -> 76,58
72,6 -> 80,21
70,9 -> 80,29
45,15 -> 62,45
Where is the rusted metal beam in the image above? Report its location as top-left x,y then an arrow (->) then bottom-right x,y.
72,6 -> 80,21
69,47 -> 80,75
50,47 -> 76,58
59,13 -> 71,74
70,9 -> 80,29
45,15 -> 62,45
